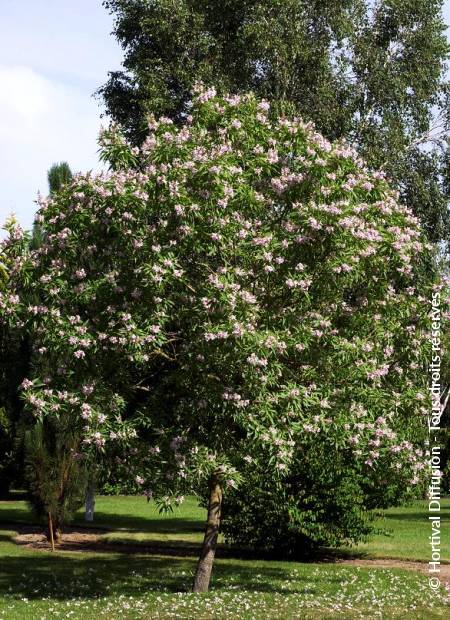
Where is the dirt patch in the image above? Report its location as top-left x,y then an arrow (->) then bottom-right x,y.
14,525 -> 105,552
13,525 -> 201,555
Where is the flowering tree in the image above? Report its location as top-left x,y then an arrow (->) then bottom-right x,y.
1,86 -> 443,591
0,230 -> 28,497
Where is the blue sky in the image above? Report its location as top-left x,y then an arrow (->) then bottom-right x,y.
1,1 -> 450,231
0,0 -> 122,231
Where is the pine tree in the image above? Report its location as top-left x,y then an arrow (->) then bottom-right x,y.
31,162 -> 73,250
47,162 -> 73,195
21,162 -> 83,544
24,419 -> 86,545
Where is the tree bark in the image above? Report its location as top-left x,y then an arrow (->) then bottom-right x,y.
85,478 -> 96,522
192,474 -> 222,593
46,513 -> 62,546
48,512 -> 55,552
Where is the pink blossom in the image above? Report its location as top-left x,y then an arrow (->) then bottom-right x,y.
247,353 -> 268,367
267,149 -> 279,164
81,404 -> 92,419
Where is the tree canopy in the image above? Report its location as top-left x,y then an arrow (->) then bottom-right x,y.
99,0 -> 450,247
2,87 -> 445,588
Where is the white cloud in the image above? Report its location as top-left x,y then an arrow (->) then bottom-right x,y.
0,1 -> 122,234
0,0 -> 123,88
0,65 -> 105,231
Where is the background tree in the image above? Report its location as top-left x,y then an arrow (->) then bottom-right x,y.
0,219 -> 30,497
0,163 -> 82,536
31,162 -> 73,251
2,89 -> 443,591
47,162 -> 73,195
99,0 -> 450,247
0,331 -> 28,498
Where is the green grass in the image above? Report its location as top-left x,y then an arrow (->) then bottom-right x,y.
0,495 -> 448,619
74,495 -> 206,548
73,495 -> 449,564
335,499 -> 450,563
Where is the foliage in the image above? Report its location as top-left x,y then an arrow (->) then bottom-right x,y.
24,418 -> 87,534
0,408 -> 15,497
0,223 -> 31,496
222,456 -> 374,554
96,443 -> 148,496
31,162 -> 73,251
100,0 -> 450,247
47,162 -> 73,195
0,332 -> 26,497
1,89 -> 445,566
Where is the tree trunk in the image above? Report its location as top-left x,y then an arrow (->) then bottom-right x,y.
85,478 -> 96,522
48,512 -> 55,552
46,513 -> 62,546
192,474 -> 222,593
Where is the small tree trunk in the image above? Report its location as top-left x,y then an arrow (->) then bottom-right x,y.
85,478 -> 96,522
192,474 -> 222,593
54,525 -> 62,542
48,512 -> 55,552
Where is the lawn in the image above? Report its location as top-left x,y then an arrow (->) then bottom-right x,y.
4,494 -> 448,561
0,495 -> 448,619
335,500 -> 450,563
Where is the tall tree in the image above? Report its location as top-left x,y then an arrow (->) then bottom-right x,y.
1,164 -> 82,537
99,0 -> 450,247
0,218 -> 30,497
31,162 -> 73,250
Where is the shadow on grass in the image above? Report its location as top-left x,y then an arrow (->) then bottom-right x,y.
0,505 -> 323,563
0,506 -> 34,525
0,532 -> 19,544
381,512 -> 431,521
72,512 -> 203,534
0,552 -> 330,599
0,512 -> 400,564
375,500 -> 450,523
3,525 -> 316,562
316,547 -> 372,562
